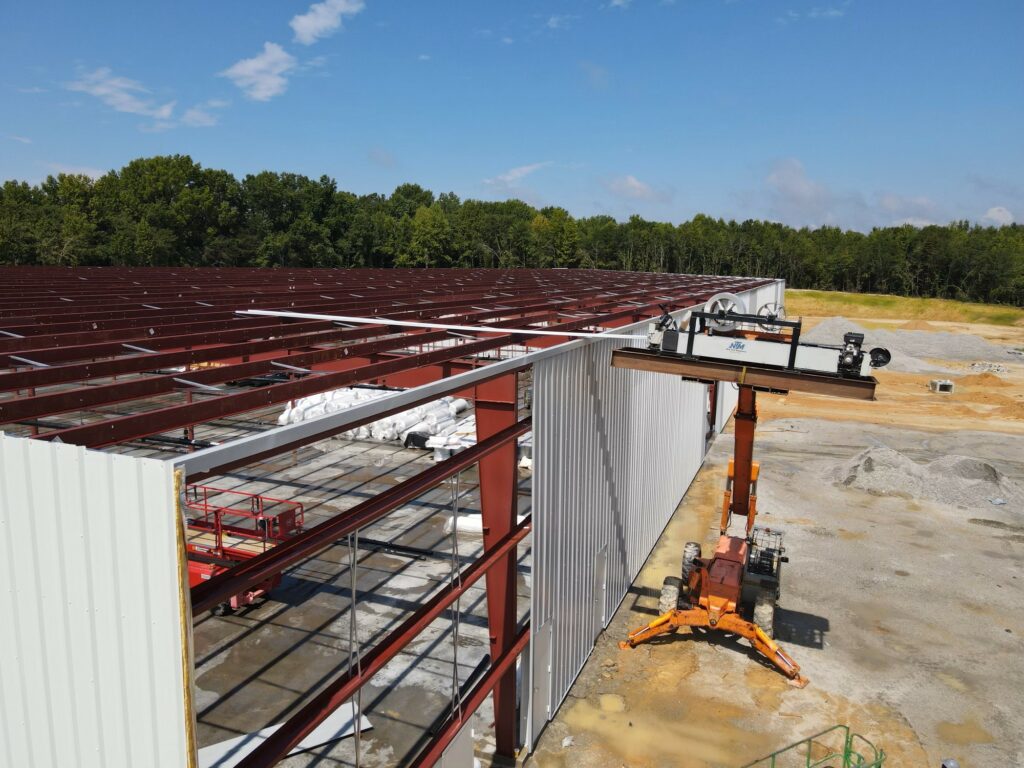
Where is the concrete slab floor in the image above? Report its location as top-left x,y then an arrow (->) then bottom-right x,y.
527,417 -> 1024,767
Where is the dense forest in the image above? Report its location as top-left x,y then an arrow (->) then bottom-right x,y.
1,155 -> 1021,305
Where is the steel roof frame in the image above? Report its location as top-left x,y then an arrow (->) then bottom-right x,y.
1,268 -> 768,455
2,286 -> 671,425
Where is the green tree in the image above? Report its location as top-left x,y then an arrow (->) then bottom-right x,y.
399,204 -> 452,267
530,207 -> 578,267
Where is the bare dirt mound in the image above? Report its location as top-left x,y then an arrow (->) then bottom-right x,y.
900,319 -> 940,331
957,372 -> 1011,387
832,446 -> 1024,510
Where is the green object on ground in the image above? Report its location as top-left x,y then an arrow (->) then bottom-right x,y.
741,724 -> 886,767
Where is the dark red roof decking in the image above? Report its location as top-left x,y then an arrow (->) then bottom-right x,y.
0,267 -> 772,450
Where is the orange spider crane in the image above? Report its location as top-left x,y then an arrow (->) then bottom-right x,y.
614,294 -> 889,687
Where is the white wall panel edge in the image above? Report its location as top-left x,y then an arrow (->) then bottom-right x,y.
0,433 -> 194,768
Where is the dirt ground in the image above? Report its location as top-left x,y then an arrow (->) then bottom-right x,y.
526,318 -> 1024,767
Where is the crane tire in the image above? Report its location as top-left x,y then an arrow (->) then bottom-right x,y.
681,541 -> 702,584
754,592 -> 775,639
659,576 -> 681,614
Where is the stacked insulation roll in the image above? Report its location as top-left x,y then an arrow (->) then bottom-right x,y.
425,415 -> 479,461
277,387 -> 470,446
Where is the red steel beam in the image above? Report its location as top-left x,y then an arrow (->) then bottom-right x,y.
0,286 -> 634,388
0,314 -> 315,352
33,301 -> 670,447
1,286 -> 675,419
409,624 -> 532,768
0,324 -> 387,393
0,268 -> 761,320
730,384 -> 758,533
0,288 -> 514,337
0,277 -> 676,349
0,319 -> 335,367
233,518 -> 533,768
39,337 -> 498,447
180,364 -> 528,483
474,373 -> 520,758
0,273 -> 610,325
0,329 -> 448,423
190,418 -> 531,614
0,273 -> 541,312
0,283 -> 617,390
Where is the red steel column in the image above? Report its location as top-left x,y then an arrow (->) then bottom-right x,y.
474,372 -> 519,757
731,384 -> 758,529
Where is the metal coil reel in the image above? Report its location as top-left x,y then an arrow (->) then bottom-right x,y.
704,292 -> 748,331
756,301 -> 787,332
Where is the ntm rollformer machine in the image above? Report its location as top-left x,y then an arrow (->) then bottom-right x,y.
616,293 -> 891,687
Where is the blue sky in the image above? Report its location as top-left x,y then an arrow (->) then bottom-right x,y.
2,0 -> 1022,231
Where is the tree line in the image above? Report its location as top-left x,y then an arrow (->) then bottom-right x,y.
1,154 -> 1021,305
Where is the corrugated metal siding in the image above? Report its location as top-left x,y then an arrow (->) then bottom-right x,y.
0,434 -> 192,768
530,334 -> 706,724
527,283 -> 781,744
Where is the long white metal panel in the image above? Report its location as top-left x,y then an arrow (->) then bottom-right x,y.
527,282 -> 782,748
0,434 -> 194,768
530,333 -> 707,722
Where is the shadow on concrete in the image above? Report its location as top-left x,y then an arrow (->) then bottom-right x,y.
623,584 -> 665,616
774,607 -> 830,649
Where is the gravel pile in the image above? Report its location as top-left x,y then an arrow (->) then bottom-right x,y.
968,362 -> 1009,374
831,445 -> 1024,511
803,317 -> 1017,373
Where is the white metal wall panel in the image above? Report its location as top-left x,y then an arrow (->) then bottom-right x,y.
0,434 -> 194,768
527,282 -> 780,747
530,334 -> 706,722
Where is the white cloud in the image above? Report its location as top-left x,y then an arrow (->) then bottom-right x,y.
603,174 -> 673,205
290,0 -> 365,45
546,15 -> 575,29
501,36 -> 515,44
484,162 -> 552,192
878,193 -> 938,225
605,175 -> 657,200
66,68 -> 175,119
807,6 -> 846,18
753,157 -> 953,230
610,0 -> 633,6
782,3 -> 849,23
982,206 -> 1014,226
220,43 -> 297,101
182,98 -> 230,127
139,121 -> 176,133
765,157 -> 835,224
47,163 -> 106,179
17,86 -> 47,94
418,53 -> 431,61
6,135 -> 32,144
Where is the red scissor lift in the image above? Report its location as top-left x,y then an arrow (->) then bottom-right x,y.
184,484 -> 305,614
